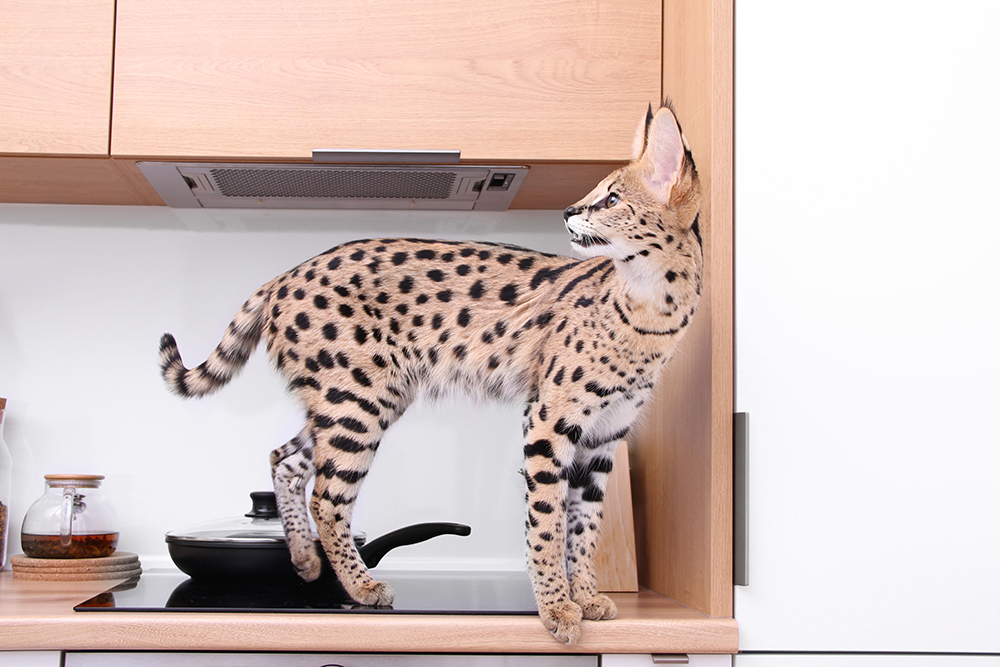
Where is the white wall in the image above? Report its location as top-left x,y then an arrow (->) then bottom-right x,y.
735,0 -> 1000,654
0,204 -> 572,570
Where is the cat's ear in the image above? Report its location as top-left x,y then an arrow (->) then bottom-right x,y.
631,103 -> 656,161
634,103 -> 687,206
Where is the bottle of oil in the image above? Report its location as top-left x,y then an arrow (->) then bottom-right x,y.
0,398 -> 12,568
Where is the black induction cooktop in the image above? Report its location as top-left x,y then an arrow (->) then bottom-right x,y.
74,570 -> 538,615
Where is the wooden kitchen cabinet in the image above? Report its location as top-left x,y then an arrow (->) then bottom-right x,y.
629,0 -> 734,618
0,0 -> 115,155
110,0 -> 662,161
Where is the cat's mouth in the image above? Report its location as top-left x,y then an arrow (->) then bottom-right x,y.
568,231 -> 611,248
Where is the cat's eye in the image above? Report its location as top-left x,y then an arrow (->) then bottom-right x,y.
605,192 -> 620,207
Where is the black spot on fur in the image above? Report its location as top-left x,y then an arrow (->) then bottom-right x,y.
499,283 -> 518,305
533,471 -> 559,485
328,435 -> 366,453
524,439 -> 555,458
554,418 -> 582,444
343,365 -> 370,389
325,388 -> 379,415
585,381 -> 617,397
337,417 -> 368,433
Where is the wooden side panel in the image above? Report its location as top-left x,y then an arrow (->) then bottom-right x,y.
0,0 -> 115,155
111,0 -> 661,161
596,442 -> 639,593
508,162 -> 626,210
631,0 -> 734,617
0,158 -> 164,206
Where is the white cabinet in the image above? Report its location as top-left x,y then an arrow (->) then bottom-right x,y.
736,657 -> 1000,667
0,652 -> 61,667
734,0 -> 1000,657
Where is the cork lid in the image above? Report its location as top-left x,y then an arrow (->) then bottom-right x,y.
44,474 -> 105,487
0,397 -> 6,410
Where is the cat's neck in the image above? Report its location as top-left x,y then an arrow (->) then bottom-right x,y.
607,255 -> 701,338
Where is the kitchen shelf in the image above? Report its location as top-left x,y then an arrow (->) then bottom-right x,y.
0,572 -> 737,654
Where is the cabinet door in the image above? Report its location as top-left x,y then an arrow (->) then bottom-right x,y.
0,652 -> 62,667
735,0 -> 1000,654
111,0 -> 661,161
736,656 -> 1000,667
0,0 -> 115,154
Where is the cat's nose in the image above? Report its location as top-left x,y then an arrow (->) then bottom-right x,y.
563,205 -> 581,222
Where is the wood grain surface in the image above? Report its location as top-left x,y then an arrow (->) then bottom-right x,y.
110,0 -> 661,160
0,0 -> 115,155
629,0 -> 734,618
0,572 -> 738,653
595,443 -> 638,593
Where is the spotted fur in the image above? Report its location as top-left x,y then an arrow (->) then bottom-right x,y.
159,102 -> 702,644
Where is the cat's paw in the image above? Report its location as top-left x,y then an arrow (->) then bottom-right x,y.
578,593 -> 617,621
351,579 -> 395,607
291,554 -> 323,582
538,600 -> 584,645
289,546 -> 323,582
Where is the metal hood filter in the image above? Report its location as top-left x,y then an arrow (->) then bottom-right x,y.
137,160 -> 528,211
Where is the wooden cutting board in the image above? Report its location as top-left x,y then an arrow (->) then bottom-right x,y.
11,551 -> 142,581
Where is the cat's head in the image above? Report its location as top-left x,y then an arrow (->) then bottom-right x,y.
563,101 -> 702,263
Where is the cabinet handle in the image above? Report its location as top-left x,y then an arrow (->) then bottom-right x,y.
312,149 -> 461,164
733,412 -> 749,586
652,656 -> 690,665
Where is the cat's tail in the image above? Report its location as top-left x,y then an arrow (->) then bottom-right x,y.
159,288 -> 269,398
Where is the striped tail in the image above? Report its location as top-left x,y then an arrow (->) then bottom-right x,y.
159,289 -> 269,398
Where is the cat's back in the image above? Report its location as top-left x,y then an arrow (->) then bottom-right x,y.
260,238 -> 616,394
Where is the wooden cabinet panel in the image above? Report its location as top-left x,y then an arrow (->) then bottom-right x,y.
0,0 -> 115,155
111,0 -> 661,160
629,0 -> 733,618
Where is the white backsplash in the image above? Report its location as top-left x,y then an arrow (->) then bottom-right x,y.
0,203 -> 572,571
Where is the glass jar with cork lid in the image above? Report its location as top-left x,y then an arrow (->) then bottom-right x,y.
21,474 -> 120,558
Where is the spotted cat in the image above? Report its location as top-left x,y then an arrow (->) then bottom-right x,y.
159,102 -> 702,644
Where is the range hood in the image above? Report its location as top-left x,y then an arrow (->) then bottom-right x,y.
138,152 -> 528,211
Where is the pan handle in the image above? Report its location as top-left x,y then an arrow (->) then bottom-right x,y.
358,522 -> 472,568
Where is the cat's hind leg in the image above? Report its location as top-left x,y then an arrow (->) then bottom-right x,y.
308,398 -> 395,607
564,439 -> 620,621
270,426 -> 321,581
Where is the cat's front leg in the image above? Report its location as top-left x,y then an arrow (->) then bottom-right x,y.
523,415 -> 583,644
565,440 -> 620,621
270,427 -> 322,581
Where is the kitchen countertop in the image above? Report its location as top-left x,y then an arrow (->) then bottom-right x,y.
0,571 -> 738,654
